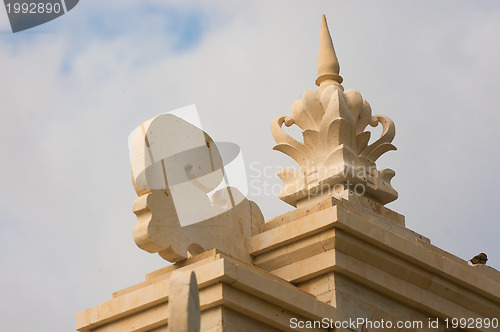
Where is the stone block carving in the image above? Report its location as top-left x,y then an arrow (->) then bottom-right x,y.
129,113 -> 263,263
271,15 -> 398,206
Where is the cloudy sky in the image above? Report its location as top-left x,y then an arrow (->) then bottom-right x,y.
1,1 -> 499,331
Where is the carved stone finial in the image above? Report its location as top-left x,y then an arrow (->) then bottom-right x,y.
316,14 -> 343,90
271,15 -> 398,207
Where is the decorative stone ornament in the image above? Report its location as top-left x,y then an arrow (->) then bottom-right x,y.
271,15 -> 398,207
129,113 -> 263,263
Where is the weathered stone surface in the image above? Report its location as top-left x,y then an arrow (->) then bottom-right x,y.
168,270 -> 200,332
249,196 -> 500,331
76,250 -> 337,332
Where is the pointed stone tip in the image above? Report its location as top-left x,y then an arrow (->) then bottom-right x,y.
320,14 -> 327,25
316,14 -> 343,88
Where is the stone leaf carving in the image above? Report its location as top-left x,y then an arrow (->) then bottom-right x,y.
272,86 -> 396,168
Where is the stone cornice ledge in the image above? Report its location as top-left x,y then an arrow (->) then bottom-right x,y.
248,198 -> 500,303
76,250 -> 337,331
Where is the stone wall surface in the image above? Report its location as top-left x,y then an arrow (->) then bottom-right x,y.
76,197 -> 500,331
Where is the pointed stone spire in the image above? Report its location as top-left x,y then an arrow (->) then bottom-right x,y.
315,14 -> 343,90
271,14 -> 398,208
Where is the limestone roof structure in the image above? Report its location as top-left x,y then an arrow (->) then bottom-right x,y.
76,15 -> 500,332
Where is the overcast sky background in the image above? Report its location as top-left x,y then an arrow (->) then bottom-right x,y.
1,1 -> 499,331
